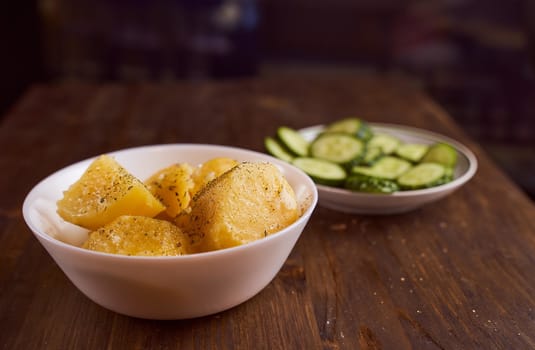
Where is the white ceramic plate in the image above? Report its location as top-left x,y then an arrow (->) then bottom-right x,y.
299,123 -> 478,214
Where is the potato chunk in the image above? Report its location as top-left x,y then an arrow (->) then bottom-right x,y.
190,157 -> 239,197
145,163 -> 194,219
179,162 -> 299,252
83,215 -> 191,256
57,155 -> 165,230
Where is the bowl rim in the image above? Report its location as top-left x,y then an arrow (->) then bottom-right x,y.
22,143 -> 319,262
299,122 -> 478,199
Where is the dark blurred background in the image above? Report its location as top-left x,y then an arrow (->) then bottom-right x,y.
2,0 -> 534,198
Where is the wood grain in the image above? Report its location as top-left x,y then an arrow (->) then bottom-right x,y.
1,74 -> 534,349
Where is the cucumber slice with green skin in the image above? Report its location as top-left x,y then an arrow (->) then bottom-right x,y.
345,174 -> 399,194
444,166 -> 454,179
310,132 -> 364,164
368,134 -> 401,155
324,118 -> 373,141
277,126 -> 309,157
352,156 -> 412,180
395,143 -> 429,163
325,117 -> 363,134
357,122 -> 374,142
264,137 -> 294,163
421,143 -> 458,167
292,157 -> 347,186
361,146 -> 383,166
397,162 -> 448,189
425,166 -> 454,188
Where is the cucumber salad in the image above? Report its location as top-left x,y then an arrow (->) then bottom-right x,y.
265,118 -> 458,194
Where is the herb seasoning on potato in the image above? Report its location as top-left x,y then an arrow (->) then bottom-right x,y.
177,162 -> 299,252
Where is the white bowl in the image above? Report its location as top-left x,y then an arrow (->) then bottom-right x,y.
299,123 -> 478,214
22,144 -> 318,320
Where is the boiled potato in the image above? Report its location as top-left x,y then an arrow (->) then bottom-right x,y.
178,162 -> 299,252
145,163 -> 194,219
83,215 -> 191,256
57,155 -> 165,230
190,157 -> 239,197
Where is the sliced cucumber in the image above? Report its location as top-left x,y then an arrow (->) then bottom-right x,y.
276,126 -> 309,157
345,174 -> 399,194
395,143 -> 429,163
352,156 -> 412,180
361,146 -> 383,166
357,122 -> 374,141
421,143 -> 458,167
292,157 -> 347,186
310,132 -> 364,164
397,162 -> 448,189
444,166 -> 454,180
368,134 -> 401,155
266,118 -> 461,194
432,166 -> 454,187
264,137 -> 294,163
324,117 -> 373,141
325,117 -> 363,134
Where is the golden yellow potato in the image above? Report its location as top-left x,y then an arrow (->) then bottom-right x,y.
83,215 -> 191,256
57,155 -> 165,230
191,157 -> 239,197
145,163 -> 194,219
178,162 -> 299,252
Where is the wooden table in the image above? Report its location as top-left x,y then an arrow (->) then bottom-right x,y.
1,74 -> 535,349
